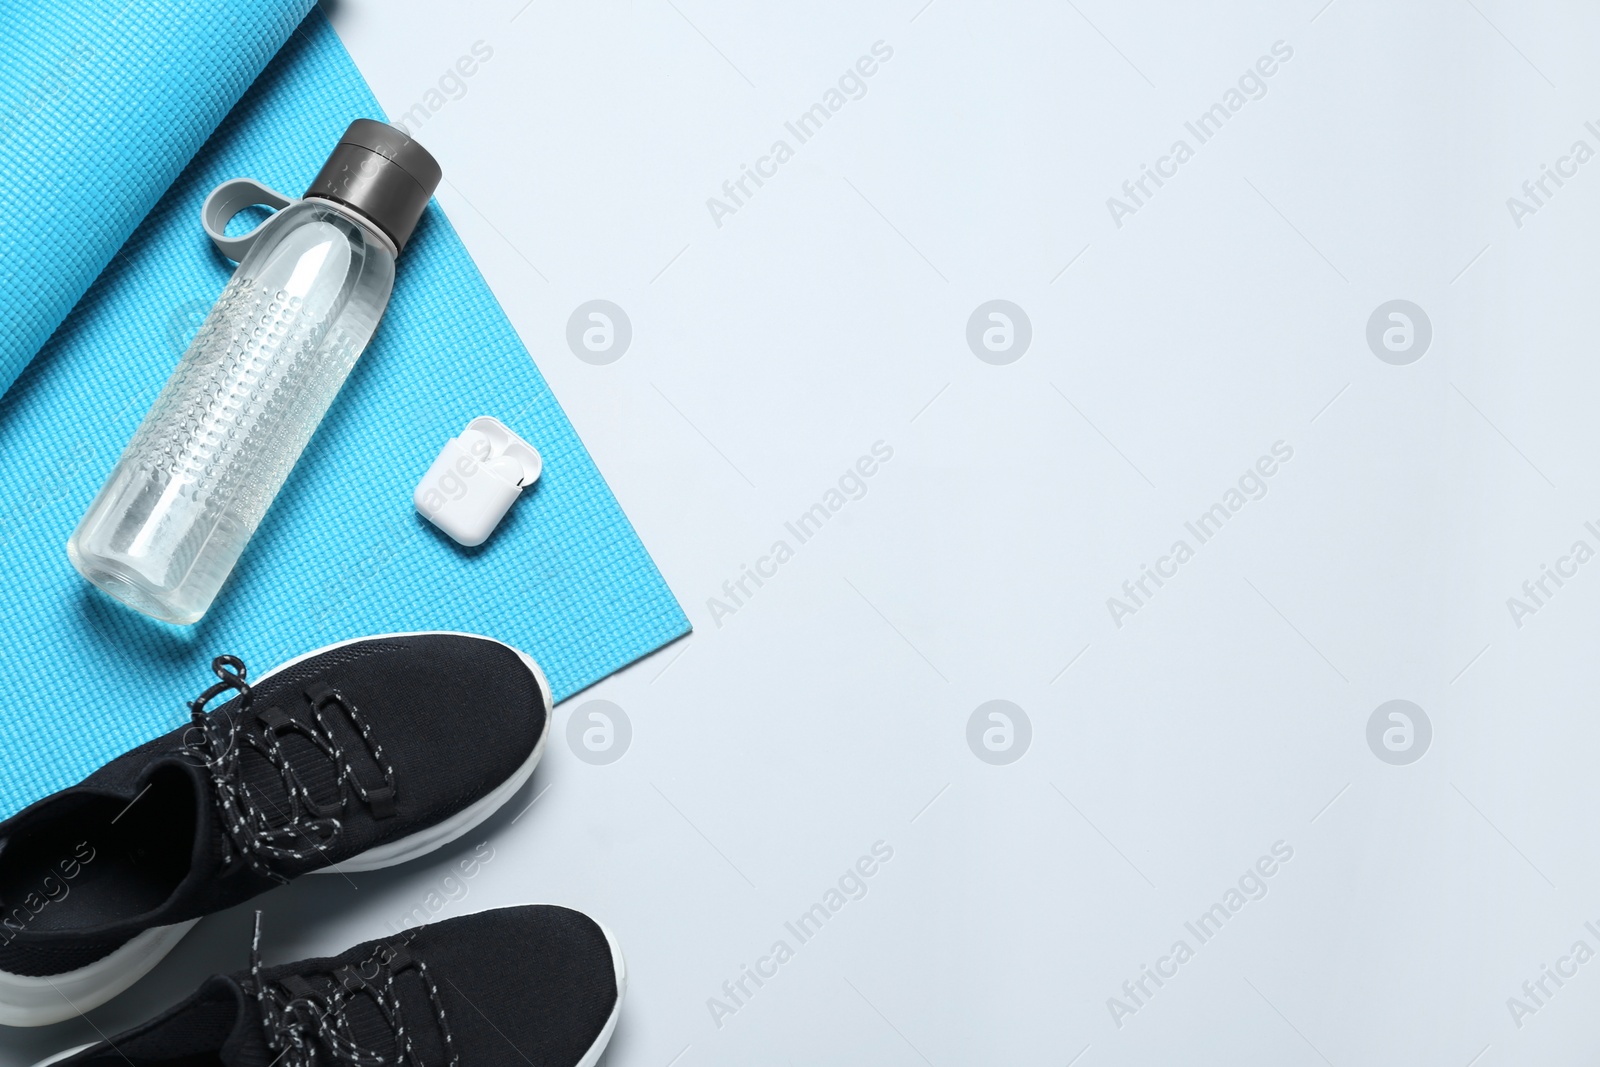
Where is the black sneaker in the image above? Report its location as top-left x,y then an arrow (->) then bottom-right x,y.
0,632 -> 552,1027
33,905 -> 625,1067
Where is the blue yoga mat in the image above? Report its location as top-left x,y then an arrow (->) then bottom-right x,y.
0,10 -> 689,818
0,0 -> 318,392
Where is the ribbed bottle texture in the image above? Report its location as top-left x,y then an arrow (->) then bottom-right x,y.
69,203 -> 394,624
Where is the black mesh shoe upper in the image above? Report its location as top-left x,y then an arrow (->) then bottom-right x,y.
0,634 -> 547,978
59,906 -> 620,1067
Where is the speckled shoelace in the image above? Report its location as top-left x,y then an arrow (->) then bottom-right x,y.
183,655 -> 398,882
249,912 -> 459,1067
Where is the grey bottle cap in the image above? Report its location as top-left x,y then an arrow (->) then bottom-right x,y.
304,119 -> 442,252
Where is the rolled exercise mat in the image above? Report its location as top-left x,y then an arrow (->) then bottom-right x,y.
0,11 -> 690,818
0,0 -> 316,395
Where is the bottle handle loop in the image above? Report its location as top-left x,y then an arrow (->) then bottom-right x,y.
201,178 -> 295,262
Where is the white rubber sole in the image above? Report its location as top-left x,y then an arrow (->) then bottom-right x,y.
30,1042 -> 97,1067
579,921 -> 627,1067
0,631 -> 553,1029
0,921 -> 200,1030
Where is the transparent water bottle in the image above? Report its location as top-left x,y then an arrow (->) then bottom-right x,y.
68,120 -> 441,624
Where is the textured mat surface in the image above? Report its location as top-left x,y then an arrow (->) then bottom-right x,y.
0,0 -> 316,393
0,12 -> 689,818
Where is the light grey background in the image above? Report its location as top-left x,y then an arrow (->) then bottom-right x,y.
10,0 -> 1600,1063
